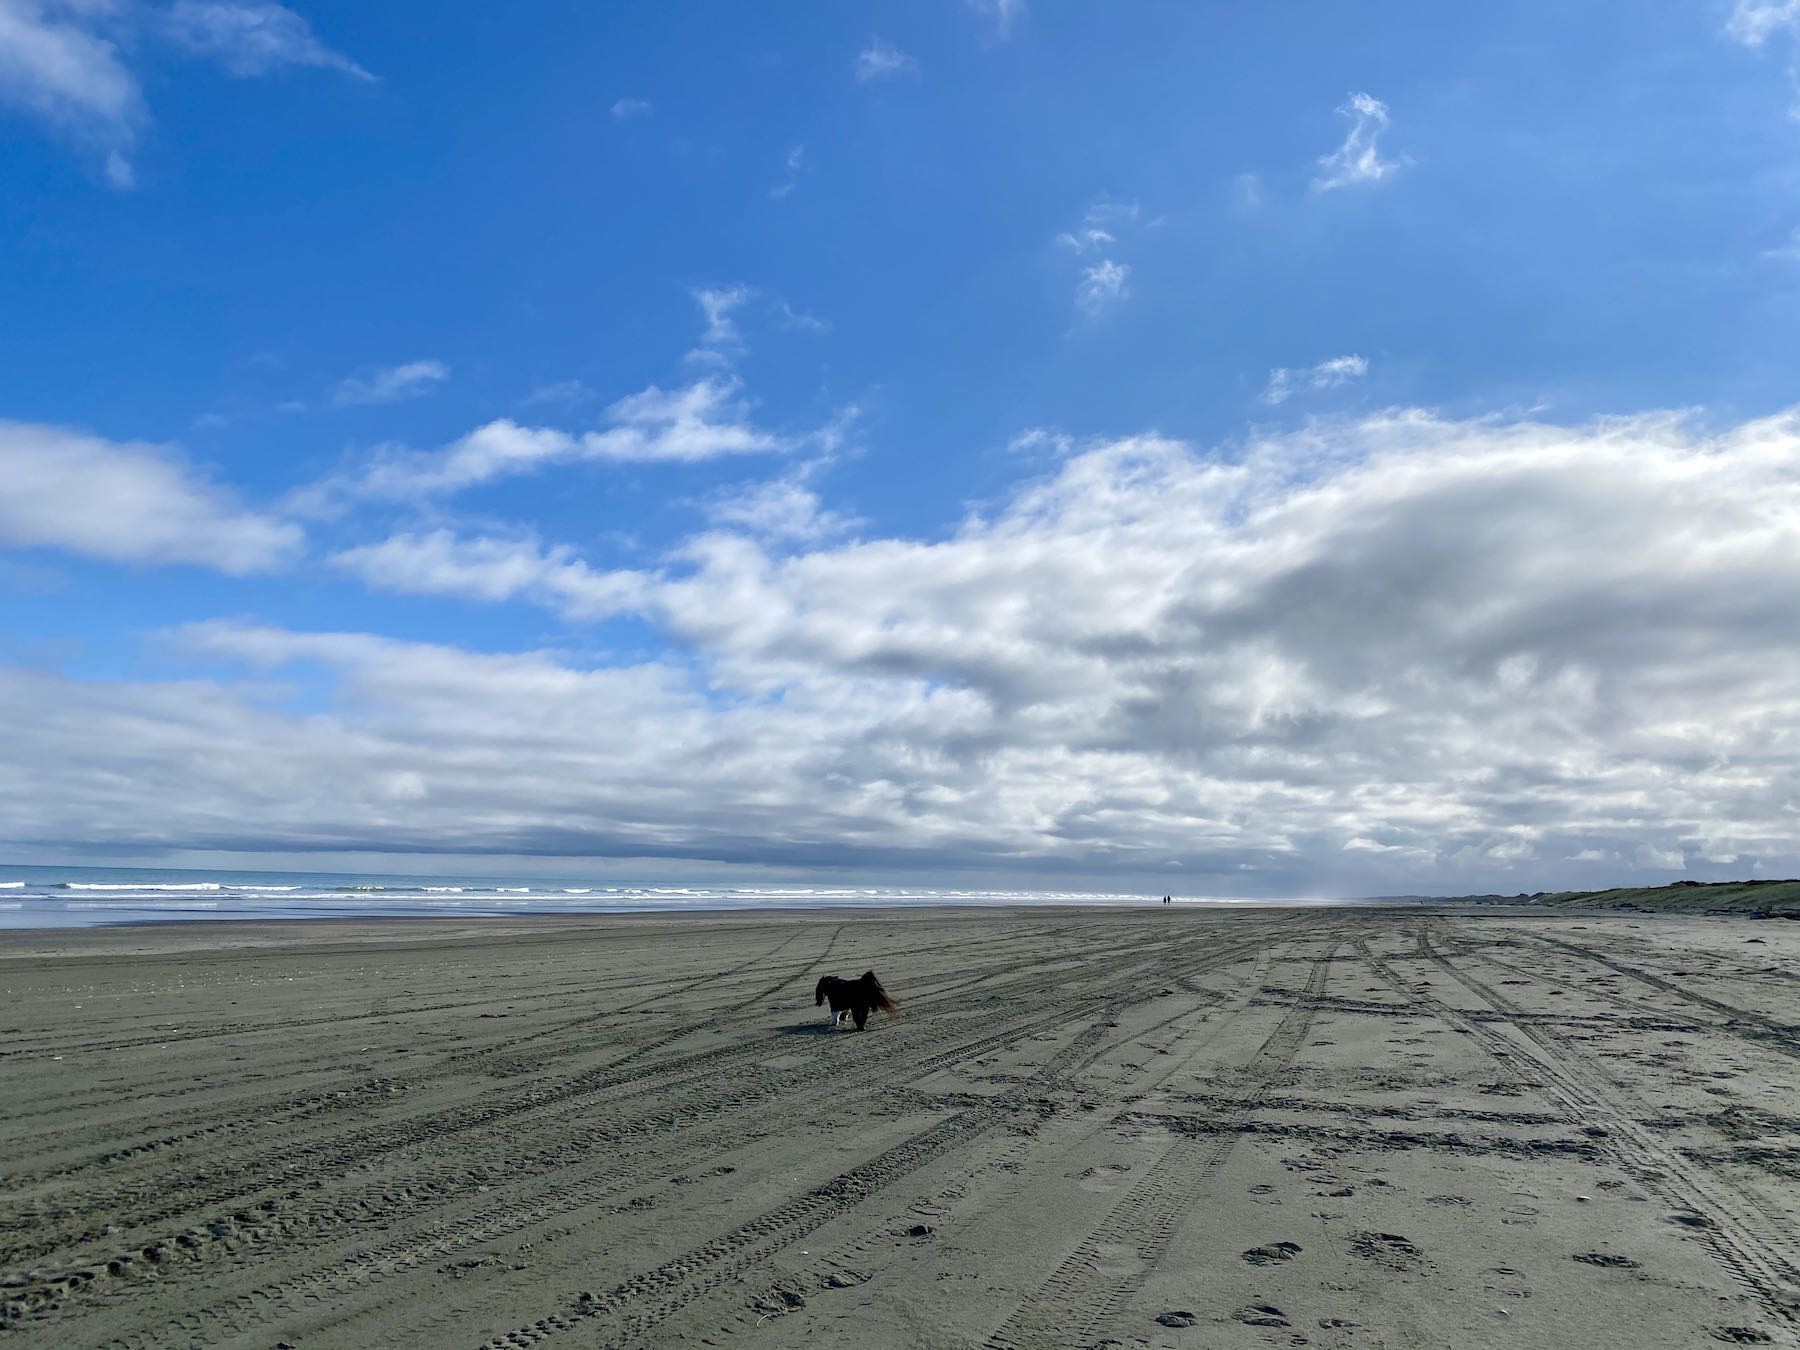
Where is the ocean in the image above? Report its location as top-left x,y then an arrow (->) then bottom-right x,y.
0,864 -> 1321,929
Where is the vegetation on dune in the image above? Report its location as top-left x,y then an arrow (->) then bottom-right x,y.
1436,879 -> 1800,915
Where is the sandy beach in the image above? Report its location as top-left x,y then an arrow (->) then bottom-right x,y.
3,906 -> 1797,1348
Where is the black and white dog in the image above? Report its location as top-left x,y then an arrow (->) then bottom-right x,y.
815,971 -> 898,1031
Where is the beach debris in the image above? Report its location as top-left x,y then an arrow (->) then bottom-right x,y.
1155,1310 -> 1198,1327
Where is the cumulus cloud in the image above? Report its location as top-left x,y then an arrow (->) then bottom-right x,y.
1313,91 -> 1403,192
15,406 -> 1800,892
610,96 -> 650,119
330,530 -> 648,621
0,0 -> 144,185
300,377 -> 789,508
0,419 -> 301,572
855,37 -> 917,81
703,470 -> 860,543
1727,0 -> 1800,45
0,0 -> 366,185
1262,354 -> 1369,405
330,359 -> 450,408
164,0 -> 371,80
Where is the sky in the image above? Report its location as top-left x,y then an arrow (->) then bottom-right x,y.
4,1 -> 1800,896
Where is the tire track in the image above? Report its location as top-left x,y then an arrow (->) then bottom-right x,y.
452,926 -> 1299,1350
32,927 -> 1276,1345
1512,931 -> 1800,1065
1359,928 -> 1800,1332
726,941 -> 1282,1335
3,924 -> 1163,1270
982,936 -> 1339,1350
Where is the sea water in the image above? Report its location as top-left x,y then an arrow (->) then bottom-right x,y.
0,864 -> 1336,929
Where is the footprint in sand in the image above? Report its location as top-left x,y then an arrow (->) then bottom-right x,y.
1482,1267 -> 1531,1300
1241,1241 -> 1302,1266
1348,1231 -> 1424,1271
1076,1163 -> 1133,1193
1572,1252 -> 1641,1269
1232,1304 -> 1290,1328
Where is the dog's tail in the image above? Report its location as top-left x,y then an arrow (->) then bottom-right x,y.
861,970 -> 898,1016
815,975 -> 829,1007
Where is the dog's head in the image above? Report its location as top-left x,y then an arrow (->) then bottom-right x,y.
815,975 -> 830,1006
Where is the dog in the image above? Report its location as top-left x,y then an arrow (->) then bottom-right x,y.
815,970 -> 898,1031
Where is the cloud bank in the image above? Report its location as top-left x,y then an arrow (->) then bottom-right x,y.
7,407 -> 1800,894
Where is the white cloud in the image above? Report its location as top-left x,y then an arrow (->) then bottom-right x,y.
855,37 -> 917,81
304,377 -> 788,507
610,96 -> 650,119
1076,259 -> 1130,314
1262,354 -> 1369,405
0,0 -> 144,184
965,0 -> 1025,39
520,378 -> 592,407
691,284 -> 753,352
1060,199 -> 1140,315
0,419 -> 301,572
1727,0 -> 1800,45
1056,227 -> 1114,254
599,379 -> 786,461
331,359 -> 450,408
0,0 -> 366,185
19,406 -> 1800,892
769,143 -> 806,200
330,530 -> 647,621
777,299 -> 829,334
1312,91 -> 1403,192
165,1 -> 371,80
704,471 -> 860,544
1008,427 -> 1073,458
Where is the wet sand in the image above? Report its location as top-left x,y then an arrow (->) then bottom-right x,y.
3,907 -> 1797,1348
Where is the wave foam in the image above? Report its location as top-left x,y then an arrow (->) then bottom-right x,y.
63,882 -> 222,892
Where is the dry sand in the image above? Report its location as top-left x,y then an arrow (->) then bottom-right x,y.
3,906 -> 1797,1348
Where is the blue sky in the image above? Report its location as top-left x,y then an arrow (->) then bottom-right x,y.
4,1 -> 1800,894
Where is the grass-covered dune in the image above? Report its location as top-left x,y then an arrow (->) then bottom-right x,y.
1417,879 -> 1800,915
